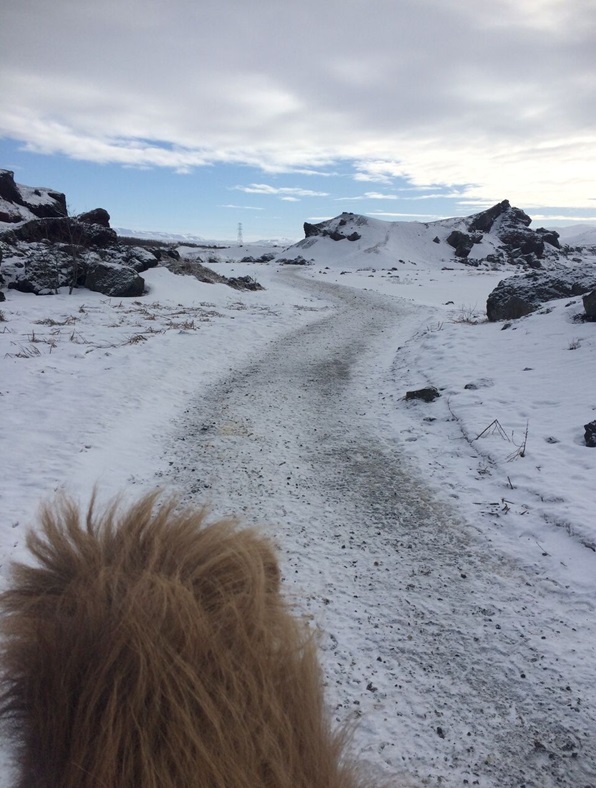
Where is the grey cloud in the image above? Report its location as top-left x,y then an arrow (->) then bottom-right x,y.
1,0 -> 595,207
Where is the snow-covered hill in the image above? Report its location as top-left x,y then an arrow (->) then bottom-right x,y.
286,212 -> 465,268
279,201 -> 566,270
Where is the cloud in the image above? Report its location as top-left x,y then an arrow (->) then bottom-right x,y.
337,192 -> 399,201
233,184 -> 329,197
1,0 -> 595,210
531,214 -> 596,222
219,204 -> 264,210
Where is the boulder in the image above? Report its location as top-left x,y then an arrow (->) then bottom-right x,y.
227,275 -> 264,291
85,262 -> 145,297
584,421 -> 596,448
486,266 -> 596,321
122,246 -> 160,272
583,289 -> 596,320
0,169 -> 67,222
405,386 -> 440,402
278,255 -> 312,266
446,230 -> 475,258
77,208 -> 111,227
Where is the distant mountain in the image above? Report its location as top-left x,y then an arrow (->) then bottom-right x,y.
549,224 -> 596,248
278,201 -> 567,269
116,227 -> 208,244
116,229 -> 297,248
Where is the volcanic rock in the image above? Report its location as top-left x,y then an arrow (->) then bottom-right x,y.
0,169 -> 67,223
486,266 -> 596,321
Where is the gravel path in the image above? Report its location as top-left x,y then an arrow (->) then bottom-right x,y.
164,271 -> 596,787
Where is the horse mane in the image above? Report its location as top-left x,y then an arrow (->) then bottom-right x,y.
0,491 -> 375,787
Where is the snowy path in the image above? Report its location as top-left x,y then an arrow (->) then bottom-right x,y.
165,271 -> 595,787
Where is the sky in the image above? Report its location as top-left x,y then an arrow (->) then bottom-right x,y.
1,0 -> 595,240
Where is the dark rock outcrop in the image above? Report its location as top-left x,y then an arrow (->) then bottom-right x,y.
278,255 -> 312,266
0,179 -> 154,297
584,421 -> 596,448
227,275 -> 264,291
85,262 -> 145,297
405,386 -> 441,402
4,246 -> 86,295
304,214 -> 361,242
1,172 -> 267,299
446,230 -> 476,258
469,200 -> 530,233
582,289 -> 596,320
303,222 -> 320,239
7,216 -> 117,247
0,241 -> 164,296
240,253 -> 275,263
122,246 -> 160,272
77,208 -> 111,228
486,266 -> 596,321
0,169 -> 67,223
465,200 -> 560,263
535,228 -> 561,249
497,226 -> 544,260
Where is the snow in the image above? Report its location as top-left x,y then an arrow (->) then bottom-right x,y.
1,247 -> 595,785
115,227 -> 296,247
551,224 -> 596,248
13,184 -> 57,209
283,211 -> 569,272
292,213 -> 467,268
0,197 -> 38,225
0,172 -> 63,226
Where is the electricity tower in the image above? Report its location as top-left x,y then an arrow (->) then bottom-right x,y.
237,222 -> 243,246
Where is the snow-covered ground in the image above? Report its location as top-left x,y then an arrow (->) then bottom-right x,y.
1,249 -> 595,786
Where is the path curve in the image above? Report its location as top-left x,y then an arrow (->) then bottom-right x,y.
164,270 -> 596,787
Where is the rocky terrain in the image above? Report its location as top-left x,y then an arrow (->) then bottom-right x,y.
284,200 -> 571,270
281,202 -> 596,321
0,170 -> 261,300
3,170 -> 595,321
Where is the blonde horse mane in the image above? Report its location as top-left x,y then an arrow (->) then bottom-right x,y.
0,492 -> 375,787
